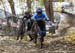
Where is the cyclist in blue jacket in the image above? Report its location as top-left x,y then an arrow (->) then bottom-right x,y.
32,8 -> 49,48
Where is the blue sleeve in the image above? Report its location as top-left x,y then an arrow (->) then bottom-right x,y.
43,13 -> 49,21
31,13 -> 36,20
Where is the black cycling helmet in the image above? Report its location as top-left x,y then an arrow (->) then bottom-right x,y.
25,11 -> 30,15
36,8 -> 42,14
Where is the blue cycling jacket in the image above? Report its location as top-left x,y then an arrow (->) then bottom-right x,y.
32,12 -> 49,21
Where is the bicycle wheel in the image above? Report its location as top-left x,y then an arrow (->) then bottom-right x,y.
37,33 -> 43,48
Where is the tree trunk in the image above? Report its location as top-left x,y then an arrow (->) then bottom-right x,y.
8,0 -> 16,15
43,0 -> 54,22
27,0 -> 32,12
0,0 -> 7,17
1,0 -> 10,28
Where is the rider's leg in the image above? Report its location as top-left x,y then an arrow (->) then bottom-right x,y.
20,35 -> 24,40
16,32 -> 20,40
38,34 -> 45,48
34,33 -> 37,44
37,20 -> 46,48
20,32 -> 25,40
40,21 -> 46,43
16,35 -> 20,40
28,34 -> 33,41
27,22 -> 33,41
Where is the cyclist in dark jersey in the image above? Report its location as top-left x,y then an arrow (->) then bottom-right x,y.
17,11 -> 33,41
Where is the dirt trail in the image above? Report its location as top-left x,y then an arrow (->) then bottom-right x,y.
0,34 -> 75,53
